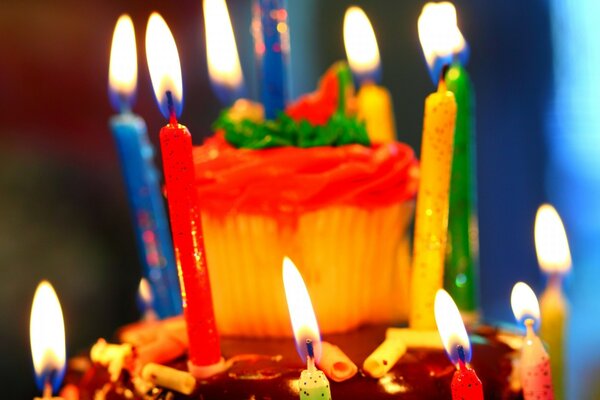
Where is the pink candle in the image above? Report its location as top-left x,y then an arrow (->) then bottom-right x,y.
511,282 -> 555,400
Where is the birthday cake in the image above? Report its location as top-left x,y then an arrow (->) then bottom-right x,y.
67,323 -> 522,400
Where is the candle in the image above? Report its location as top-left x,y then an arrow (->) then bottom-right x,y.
108,14 -> 182,319
343,6 -> 395,143
434,289 -> 483,400
418,3 -> 479,318
535,204 -> 571,399
30,281 -> 66,399
252,0 -> 290,119
282,257 -> 332,399
203,0 -> 246,105
511,282 -> 555,400
409,71 -> 457,329
145,13 -> 224,377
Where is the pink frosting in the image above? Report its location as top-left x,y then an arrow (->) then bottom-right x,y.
193,132 -> 419,216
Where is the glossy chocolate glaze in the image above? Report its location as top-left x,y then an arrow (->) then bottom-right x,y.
71,325 -> 522,400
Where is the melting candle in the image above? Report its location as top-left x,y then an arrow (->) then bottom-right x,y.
145,12 -> 223,377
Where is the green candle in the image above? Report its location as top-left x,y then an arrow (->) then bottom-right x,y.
444,63 -> 479,316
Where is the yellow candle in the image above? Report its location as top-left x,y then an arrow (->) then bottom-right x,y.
535,204 -> 571,400
409,79 -> 457,329
540,277 -> 568,400
357,83 -> 396,143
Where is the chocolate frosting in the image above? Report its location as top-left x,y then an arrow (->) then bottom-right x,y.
71,325 -> 522,400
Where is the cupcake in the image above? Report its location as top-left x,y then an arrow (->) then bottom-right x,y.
193,63 -> 419,336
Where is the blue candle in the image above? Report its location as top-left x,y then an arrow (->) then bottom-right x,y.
252,0 -> 290,119
109,15 -> 181,318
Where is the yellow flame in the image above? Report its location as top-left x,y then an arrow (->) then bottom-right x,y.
203,0 -> 244,89
282,257 -> 321,362
109,14 -> 137,100
535,204 -> 572,274
434,289 -> 470,365
511,282 -> 541,324
417,2 -> 466,70
145,13 -> 183,108
343,6 -> 380,76
30,281 -> 66,380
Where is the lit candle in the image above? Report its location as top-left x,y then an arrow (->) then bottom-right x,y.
343,6 -> 395,143
203,0 -> 246,105
30,281 -> 66,400
108,14 -> 182,319
511,282 -> 555,400
252,0 -> 290,119
535,204 -> 571,399
145,13 -> 224,377
409,38 -> 457,329
282,257 -> 332,399
434,289 -> 483,400
419,2 -> 479,318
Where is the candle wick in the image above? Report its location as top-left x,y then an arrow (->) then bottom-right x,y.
118,92 -> 131,115
306,339 -> 316,372
166,90 -> 178,126
438,64 -> 449,92
43,377 -> 52,399
457,344 -> 467,370
524,318 -> 536,338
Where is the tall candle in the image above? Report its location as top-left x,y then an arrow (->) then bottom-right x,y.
409,74 -> 457,329
535,204 -> 571,400
434,289 -> 483,400
511,282 -> 555,400
252,0 -> 290,119
343,6 -> 396,143
145,13 -> 223,376
418,3 -> 479,317
108,15 -> 181,319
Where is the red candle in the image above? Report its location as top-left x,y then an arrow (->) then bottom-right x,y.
434,289 -> 483,400
145,12 -> 223,375
451,346 -> 483,400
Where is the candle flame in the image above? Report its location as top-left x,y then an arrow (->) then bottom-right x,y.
535,204 -> 572,275
203,0 -> 244,94
343,6 -> 381,82
282,257 -> 322,364
418,2 -> 468,82
511,282 -> 541,328
145,12 -> 183,119
434,289 -> 471,365
30,281 -> 66,393
109,14 -> 137,112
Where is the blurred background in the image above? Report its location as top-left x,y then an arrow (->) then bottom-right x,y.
1,0 -> 598,398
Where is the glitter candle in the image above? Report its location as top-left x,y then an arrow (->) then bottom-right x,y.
434,289 -> 483,400
409,74 -> 457,329
145,13 -> 223,376
511,282 -> 555,400
108,14 -> 181,319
